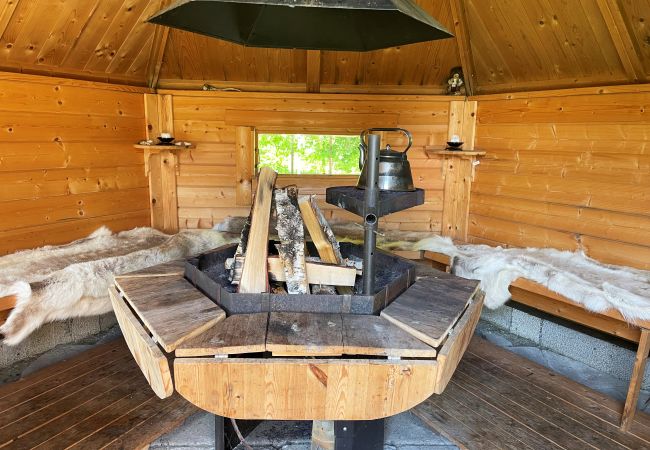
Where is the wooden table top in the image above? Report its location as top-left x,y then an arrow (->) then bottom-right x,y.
110,258 -> 483,420
114,260 -> 478,359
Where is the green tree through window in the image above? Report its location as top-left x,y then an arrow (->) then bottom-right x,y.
258,133 -> 360,175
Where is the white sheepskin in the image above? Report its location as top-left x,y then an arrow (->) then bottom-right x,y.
0,227 -> 237,345
415,236 -> 650,324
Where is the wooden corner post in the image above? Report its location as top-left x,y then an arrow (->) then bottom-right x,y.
426,100 -> 482,241
142,93 -> 179,234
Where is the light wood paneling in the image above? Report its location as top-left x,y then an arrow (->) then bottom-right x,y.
472,86 -> 650,269
0,1 -> 647,92
619,0 -> 650,78
0,74 -> 149,254
318,0 -> 458,90
169,91 -> 450,232
465,0 -> 634,93
0,0 -> 165,86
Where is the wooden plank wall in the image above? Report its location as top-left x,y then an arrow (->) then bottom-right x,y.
470,85 -> 650,270
0,73 -> 151,255
162,91 -> 451,233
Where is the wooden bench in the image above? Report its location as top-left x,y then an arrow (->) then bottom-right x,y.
421,250 -> 650,432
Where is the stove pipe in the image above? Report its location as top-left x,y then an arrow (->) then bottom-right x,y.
148,0 -> 453,52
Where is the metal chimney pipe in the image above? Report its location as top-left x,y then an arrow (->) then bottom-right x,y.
362,133 -> 380,296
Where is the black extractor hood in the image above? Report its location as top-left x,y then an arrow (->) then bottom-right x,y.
148,0 -> 453,52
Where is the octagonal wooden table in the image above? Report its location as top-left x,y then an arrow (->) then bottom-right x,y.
109,258 -> 483,447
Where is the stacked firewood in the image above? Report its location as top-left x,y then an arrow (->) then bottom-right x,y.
226,167 -> 361,295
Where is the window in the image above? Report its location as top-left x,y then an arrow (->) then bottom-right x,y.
257,133 -> 360,175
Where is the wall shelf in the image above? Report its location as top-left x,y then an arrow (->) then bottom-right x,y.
425,148 -> 486,158
134,144 -> 193,151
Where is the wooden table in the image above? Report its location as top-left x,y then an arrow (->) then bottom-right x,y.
109,259 -> 483,448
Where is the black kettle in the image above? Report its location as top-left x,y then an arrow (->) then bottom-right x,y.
357,128 -> 415,191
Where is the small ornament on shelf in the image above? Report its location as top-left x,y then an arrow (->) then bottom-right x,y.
446,134 -> 464,151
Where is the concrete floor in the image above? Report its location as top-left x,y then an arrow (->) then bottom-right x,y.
6,318 -> 648,449
150,412 -> 457,450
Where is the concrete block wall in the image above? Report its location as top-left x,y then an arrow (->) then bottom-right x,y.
480,306 -> 650,390
0,312 -> 117,369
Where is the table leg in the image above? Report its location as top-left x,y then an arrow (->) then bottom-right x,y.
214,414 -> 225,450
333,419 -> 384,450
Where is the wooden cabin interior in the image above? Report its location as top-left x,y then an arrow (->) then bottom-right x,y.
0,1 -> 648,448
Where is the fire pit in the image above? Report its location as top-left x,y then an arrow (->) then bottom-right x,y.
109,131 -> 484,449
184,242 -> 416,315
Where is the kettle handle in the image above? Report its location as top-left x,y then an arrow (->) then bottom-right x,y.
359,128 -> 413,157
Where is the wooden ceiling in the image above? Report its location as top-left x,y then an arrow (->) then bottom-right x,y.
0,0 -> 647,94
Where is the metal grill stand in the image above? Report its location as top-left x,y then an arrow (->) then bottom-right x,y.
323,132 -> 425,449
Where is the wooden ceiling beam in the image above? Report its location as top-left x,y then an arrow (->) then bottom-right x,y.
146,0 -> 171,89
0,0 -> 20,38
306,50 -> 321,93
448,0 -> 476,96
596,0 -> 646,82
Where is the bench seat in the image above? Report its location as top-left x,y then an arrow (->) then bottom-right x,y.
421,249 -> 650,431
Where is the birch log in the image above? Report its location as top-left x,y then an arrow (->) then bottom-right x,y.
275,187 -> 309,294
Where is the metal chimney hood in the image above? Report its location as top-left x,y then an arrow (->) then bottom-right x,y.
148,0 -> 453,52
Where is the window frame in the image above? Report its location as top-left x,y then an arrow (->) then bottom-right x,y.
254,130 -> 361,177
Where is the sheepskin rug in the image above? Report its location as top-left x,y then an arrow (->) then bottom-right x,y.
416,236 -> 650,324
0,227 -> 237,345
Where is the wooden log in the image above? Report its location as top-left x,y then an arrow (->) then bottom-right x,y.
239,167 -> 278,294
298,195 -> 343,264
226,256 -> 357,287
298,195 -> 352,295
275,187 -> 308,294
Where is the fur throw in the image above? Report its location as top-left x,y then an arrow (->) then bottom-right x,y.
0,227 -> 237,345
415,236 -> 650,324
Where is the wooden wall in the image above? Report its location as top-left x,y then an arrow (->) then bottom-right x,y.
161,91 -> 453,233
470,85 -> 650,270
0,73 -> 150,254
